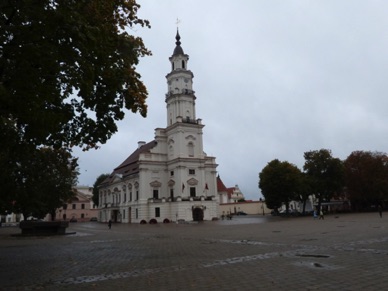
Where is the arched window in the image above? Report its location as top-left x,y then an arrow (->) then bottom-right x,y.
169,145 -> 174,157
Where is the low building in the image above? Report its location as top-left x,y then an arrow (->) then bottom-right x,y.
56,188 -> 98,222
218,175 -> 271,216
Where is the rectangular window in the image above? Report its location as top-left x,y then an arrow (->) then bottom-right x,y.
72,204 -> 76,209
123,209 -> 125,219
170,189 -> 174,201
189,169 -> 195,175
153,189 -> 159,199
190,187 -> 196,197
170,171 -> 174,176
130,192 -> 132,201
124,193 -> 126,202
136,208 -> 138,219
136,191 -> 139,200
81,204 -> 85,209
155,207 -> 160,218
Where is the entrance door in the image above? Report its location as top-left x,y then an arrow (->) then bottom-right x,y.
112,210 -> 119,222
192,208 -> 204,221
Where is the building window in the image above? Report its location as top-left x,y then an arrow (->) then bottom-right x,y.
136,208 -> 138,219
81,204 -> 85,209
136,191 -> 139,200
81,213 -> 84,218
190,187 -> 196,197
124,193 -> 127,202
170,189 -> 174,201
153,189 -> 159,199
63,204 -> 67,210
188,142 -> 194,157
189,169 -> 195,175
72,204 -> 76,209
170,171 -> 174,176
155,207 -> 160,218
123,209 -> 125,219
130,192 -> 132,201
182,60 -> 185,69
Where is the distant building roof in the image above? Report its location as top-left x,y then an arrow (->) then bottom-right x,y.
217,175 -> 228,192
102,140 -> 158,185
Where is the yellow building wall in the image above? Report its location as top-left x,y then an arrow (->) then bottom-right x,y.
219,201 -> 271,216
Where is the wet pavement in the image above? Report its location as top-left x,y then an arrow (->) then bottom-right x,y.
0,213 -> 387,290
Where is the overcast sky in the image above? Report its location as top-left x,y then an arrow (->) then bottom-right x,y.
73,0 -> 388,200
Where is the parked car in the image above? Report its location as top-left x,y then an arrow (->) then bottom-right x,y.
236,211 -> 247,215
69,217 -> 77,222
90,217 -> 98,222
279,209 -> 300,216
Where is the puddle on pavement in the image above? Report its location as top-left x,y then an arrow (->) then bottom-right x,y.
293,261 -> 340,270
295,254 -> 330,258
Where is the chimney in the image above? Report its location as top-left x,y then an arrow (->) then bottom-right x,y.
138,141 -> 146,148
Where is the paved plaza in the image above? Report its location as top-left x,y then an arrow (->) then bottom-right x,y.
0,212 -> 387,290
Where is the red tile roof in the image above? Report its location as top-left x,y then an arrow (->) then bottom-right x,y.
217,175 -> 228,192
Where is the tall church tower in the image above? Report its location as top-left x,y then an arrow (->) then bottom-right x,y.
165,30 -> 196,126
163,30 -> 217,210
99,30 -> 219,224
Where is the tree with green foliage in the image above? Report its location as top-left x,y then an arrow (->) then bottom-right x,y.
10,147 -> 78,220
259,159 -> 302,213
303,149 -> 345,211
92,173 -> 110,207
297,173 -> 314,215
1,0 -> 151,150
344,151 -> 388,211
0,0 -> 150,216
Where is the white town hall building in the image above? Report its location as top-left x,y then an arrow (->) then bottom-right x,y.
98,31 -> 220,224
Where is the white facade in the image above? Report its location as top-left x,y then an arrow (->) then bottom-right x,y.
98,31 -> 219,224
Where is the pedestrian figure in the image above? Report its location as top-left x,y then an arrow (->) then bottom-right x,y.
319,209 -> 324,220
378,205 -> 382,218
108,219 -> 112,229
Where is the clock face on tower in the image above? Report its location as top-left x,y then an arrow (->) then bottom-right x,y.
184,78 -> 189,83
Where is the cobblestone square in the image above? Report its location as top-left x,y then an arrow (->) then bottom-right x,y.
0,213 -> 387,290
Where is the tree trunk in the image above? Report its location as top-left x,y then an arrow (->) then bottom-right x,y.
302,199 -> 307,214
50,210 -> 56,221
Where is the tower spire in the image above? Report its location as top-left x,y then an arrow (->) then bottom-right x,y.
173,29 -> 184,56
175,29 -> 181,47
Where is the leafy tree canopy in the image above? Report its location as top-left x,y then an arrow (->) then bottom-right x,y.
0,0 -> 151,150
92,173 -> 110,206
303,149 -> 344,207
344,151 -> 388,210
8,147 -> 78,220
259,159 -> 302,211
